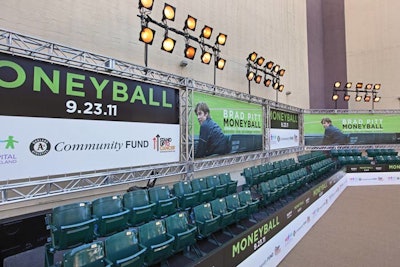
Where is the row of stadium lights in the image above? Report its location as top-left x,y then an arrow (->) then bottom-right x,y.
332,81 -> 381,103
138,0 -> 227,71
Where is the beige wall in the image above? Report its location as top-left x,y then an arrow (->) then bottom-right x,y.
345,0 -> 400,110
0,0 -> 310,108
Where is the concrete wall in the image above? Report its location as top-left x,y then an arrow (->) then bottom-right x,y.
0,0 -> 310,108
345,0 -> 400,110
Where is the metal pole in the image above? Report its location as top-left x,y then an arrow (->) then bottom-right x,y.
144,44 -> 148,67
275,90 -> 278,102
213,64 -> 216,85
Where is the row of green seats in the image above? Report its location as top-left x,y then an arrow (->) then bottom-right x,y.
192,190 -> 259,243
173,173 -> 238,210
54,210 -> 199,267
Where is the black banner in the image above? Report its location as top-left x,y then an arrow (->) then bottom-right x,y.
0,53 -> 179,124
346,164 -> 400,172
270,109 -> 299,129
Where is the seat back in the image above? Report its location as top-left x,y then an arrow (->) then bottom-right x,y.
92,195 -> 129,237
225,193 -> 248,221
138,220 -> 168,246
206,175 -> 227,198
49,202 -> 96,250
138,220 -> 175,265
191,178 -> 214,203
210,198 -> 236,228
165,212 -> 197,252
123,190 -> 155,226
173,181 -> 200,210
238,190 -> 259,214
104,230 -> 146,267
193,203 -> 213,223
193,203 -> 221,238
148,185 -> 177,218
62,241 -> 111,267
173,181 -> 192,196
92,195 -> 124,217
219,173 -> 237,194
123,189 -> 150,208
52,202 -> 92,227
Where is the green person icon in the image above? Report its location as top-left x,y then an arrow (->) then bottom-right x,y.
5,136 -> 18,149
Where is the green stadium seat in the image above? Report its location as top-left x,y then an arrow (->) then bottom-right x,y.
164,211 -> 199,256
92,195 -> 130,237
46,202 -> 97,251
138,220 -> 175,266
206,175 -> 228,198
173,181 -> 201,210
148,185 -> 178,218
104,230 -> 146,267
219,172 -> 238,194
192,203 -> 221,241
238,190 -> 259,218
123,189 -> 155,226
191,177 -> 215,203
225,193 -> 248,222
210,198 -> 236,231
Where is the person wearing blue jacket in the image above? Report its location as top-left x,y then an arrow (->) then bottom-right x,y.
321,117 -> 348,145
194,102 -> 229,158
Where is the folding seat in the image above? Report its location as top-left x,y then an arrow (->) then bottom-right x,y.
351,149 -> 362,156
330,149 -> 339,158
104,230 -> 146,267
240,167 -> 259,191
138,220 -> 175,266
173,180 -> 200,210
238,190 -> 260,217
210,198 -> 236,231
280,174 -> 295,193
148,185 -> 178,218
225,193 -> 248,222
191,177 -> 215,203
259,182 -> 274,207
206,175 -> 228,198
366,148 -> 378,157
62,241 -> 113,267
219,172 -> 238,194
276,175 -> 290,196
46,202 -> 97,251
164,211 -> 200,257
265,162 -> 280,180
92,195 -> 130,237
347,156 -> 356,165
192,203 -> 221,241
123,189 -> 155,226
256,164 -> 269,183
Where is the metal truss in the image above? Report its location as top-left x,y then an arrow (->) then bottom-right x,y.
305,145 -> 400,151
0,162 -> 187,203
194,151 -> 268,171
304,109 -> 400,114
3,28 -> 398,206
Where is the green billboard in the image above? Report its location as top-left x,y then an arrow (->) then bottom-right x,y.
192,92 -> 263,158
304,113 -> 400,146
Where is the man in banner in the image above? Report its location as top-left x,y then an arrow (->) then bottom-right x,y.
321,117 -> 348,145
194,102 -> 230,158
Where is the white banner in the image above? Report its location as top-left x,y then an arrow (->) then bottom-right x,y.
0,116 -> 180,181
346,172 -> 400,186
270,128 -> 300,150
